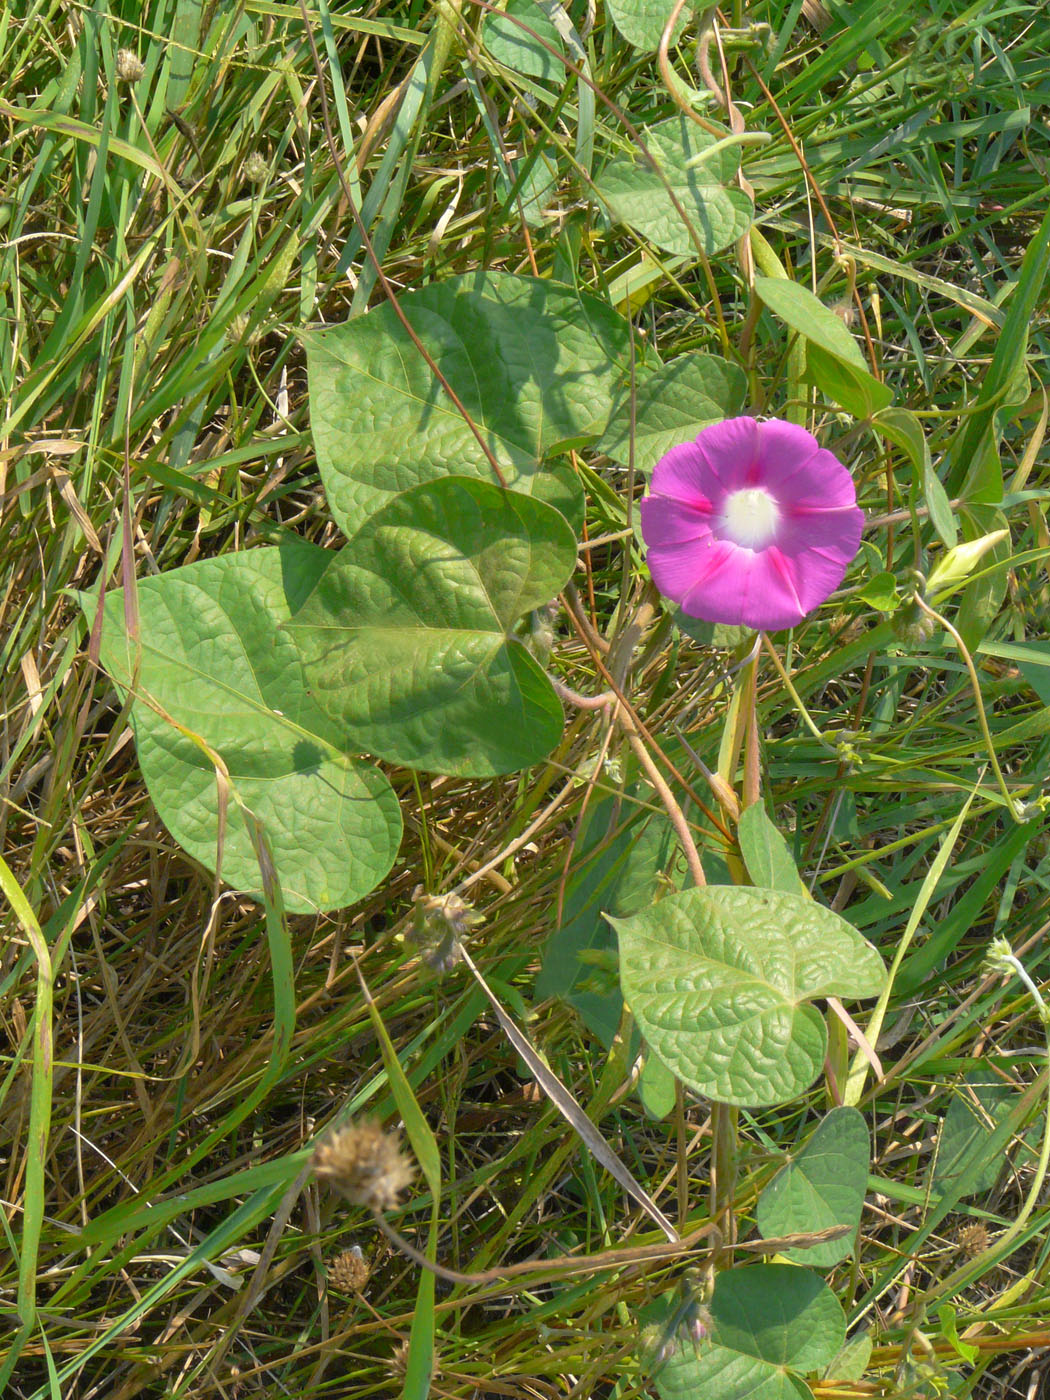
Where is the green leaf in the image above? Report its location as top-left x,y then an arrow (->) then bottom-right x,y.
673,614 -> 755,650
711,1265 -> 846,1369
805,343 -> 892,420
756,1107 -> 869,1266
755,277 -> 893,419
595,115 -> 754,256
89,543 -> 402,914
611,887 -> 885,1106
403,1254 -> 436,1400
937,1305 -> 979,1365
655,1346 -> 792,1400
600,353 -> 747,474
824,1331 -> 873,1382
737,804 -> 803,893
655,1266 -> 846,1400
484,0 -> 565,81
304,272 -> 634,534
605,0 -> 689,50
858,570 -> 900,612
932,1073 -> 1038,1198
985,641 -> 1050,705
754,276 -> 868,369
949,201 -> 1050,497
639,1050 -> 677,1120
954,504 -> 1012,653
289,477 -> 576,777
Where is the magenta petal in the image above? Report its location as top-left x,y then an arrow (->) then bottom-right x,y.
689,416 -> 763,492
770,448 -> 862,510
640,415 -> 865,630
777,503 -> 865,562
666,541 -> 805,630
646,439 -> 731,510
646,535 -> 737,610
768,542 -> 842,621
639,493 -> 715,547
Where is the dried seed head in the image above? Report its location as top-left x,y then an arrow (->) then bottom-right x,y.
406,889 -> 481,974
116,49 -> 145,83
955,1221 -> 990,1258
328,1245 -> 370,1293
390,1340 -> 411,1378
312,1121 -> 414,1212
243,152 -> 269,185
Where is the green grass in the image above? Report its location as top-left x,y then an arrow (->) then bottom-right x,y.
2,0 -> 1049,1395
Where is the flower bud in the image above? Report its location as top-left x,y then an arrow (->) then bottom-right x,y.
891,599 -> 936,647
926,530 -> 1009,600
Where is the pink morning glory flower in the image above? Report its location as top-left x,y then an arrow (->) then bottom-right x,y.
639,416 -> 865,631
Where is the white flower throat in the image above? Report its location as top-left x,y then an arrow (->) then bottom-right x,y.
718,487 -> 781,549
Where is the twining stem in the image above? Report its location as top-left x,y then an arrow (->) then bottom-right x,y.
558,584 -> 710,885
619,710 -> 707,888
709,1101 -> 739,1254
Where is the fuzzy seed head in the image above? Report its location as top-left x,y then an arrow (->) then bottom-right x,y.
407,889 -> 481,974
243,152 -> 269,184
955,1221 -> 990,1258
116,49 -> 145,83
328,1245 -> 370,1293
312,1121 -> 414,1212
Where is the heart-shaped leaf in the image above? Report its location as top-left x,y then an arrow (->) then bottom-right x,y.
652,1265 -> 846,1400
611,887 -> 886,1106
858,570 -> 900,612
305,272 -> 635,535
654,1346 -> 790,1400
289,476 -> 576,776
711,1265 -> 846,1369
484,0 -> 566,81
600,353 -> 747,474
595,115 -> 754,256
606,0 -> 689,50
824,1331 -> 873,1382
87,543 -> 402,913
757,1107 -> 869,1266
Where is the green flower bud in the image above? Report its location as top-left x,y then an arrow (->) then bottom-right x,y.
926,530 -> 1009,600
